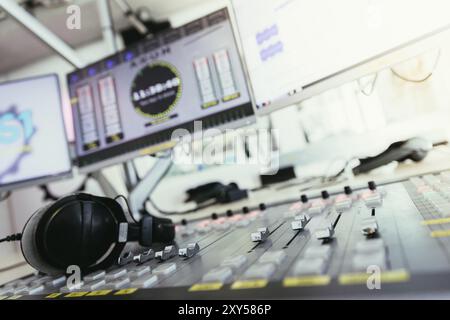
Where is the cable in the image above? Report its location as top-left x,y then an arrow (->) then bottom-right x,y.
0,233 -> 22,243
390,49 -> 441,83
148,197 -> 219,216
0,191 -> 11,202
40,174 -> 91,201
114,194 -> 134,216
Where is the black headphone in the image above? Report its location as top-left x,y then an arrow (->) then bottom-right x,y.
20,193 -> 175,275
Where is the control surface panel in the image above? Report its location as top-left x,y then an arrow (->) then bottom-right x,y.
3,172 -> 450,299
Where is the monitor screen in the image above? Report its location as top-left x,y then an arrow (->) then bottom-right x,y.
232,0 -> 450,112
68,8 -> 254,173
0,74 -> 72,192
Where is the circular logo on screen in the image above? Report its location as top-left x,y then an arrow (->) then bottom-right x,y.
0,106 -> 35,182
131,61 -> 182,118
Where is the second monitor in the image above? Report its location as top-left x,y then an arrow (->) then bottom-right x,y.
68,8 -> 254,173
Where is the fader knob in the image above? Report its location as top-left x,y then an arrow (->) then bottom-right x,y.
368,181 -> 377,191
178,243 -> 200,258
259,203 -> 267,211
321,191 -> 330,200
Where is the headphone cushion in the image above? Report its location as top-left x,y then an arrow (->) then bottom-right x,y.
21,204 -> 63,275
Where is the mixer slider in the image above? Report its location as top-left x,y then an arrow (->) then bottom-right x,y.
179,243 -> 200,258
250,227 -> 270,242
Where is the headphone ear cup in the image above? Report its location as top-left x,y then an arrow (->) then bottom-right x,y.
21,204 -> 63,275
21,194 -> 128,275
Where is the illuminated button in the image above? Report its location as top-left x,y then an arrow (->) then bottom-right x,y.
196,225 -> 212,234
258,251 -> 287,266
284,211 -> 296,219
335,194 -> 352,211
2,282 -> 17,290
308,201 -> 325,215
13,275 -> 40,287
248,210 -> 260,221
153,263 -> 177,276
0,287 -> 13,295
423,174 -> 440,186
131,274 -> 158,288
235,219 -> 250,228
410,177 -> 426,187
60,281 -> 84,293
128,266 -> 151,280
44,276 -> 67,288
18,284 -> 45,295
30,276 -> 53,286
179,227 -> 195,237
417,185 -> 433,194
178,243 -> 200,258
362,192 -> 383,208
423,191 -> 450,216
213,222 -> 231,230
228,214 -> 244,224
13,285 -> 29,295
104,278 -> 130,290
243,263 -> 276,280
250,227 -> 270,242
292,258 -> 327,276
355,239 -> 385,254
105,268 -> 127,280
352,251 -> 387,271
440,172 -> 450,183
81,279 -> 106,291
221,255 -> 248,270
303,245 -> 332,261
84,270 -> 106,282
202,267 -> 233,283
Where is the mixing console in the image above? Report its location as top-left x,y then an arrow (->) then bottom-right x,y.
4,171 -> 450,299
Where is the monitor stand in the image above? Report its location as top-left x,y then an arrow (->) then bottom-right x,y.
92,152 -> 173,221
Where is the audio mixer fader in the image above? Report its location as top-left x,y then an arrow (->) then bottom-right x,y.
4,172 -> 450,299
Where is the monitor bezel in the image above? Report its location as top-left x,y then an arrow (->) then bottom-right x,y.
68,7 -> 256,174
0,73 -> 73,193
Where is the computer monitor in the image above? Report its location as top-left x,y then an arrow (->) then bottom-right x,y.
67,8 -> 254,173
0,74 -> 72,192
232,0 -> 450,114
